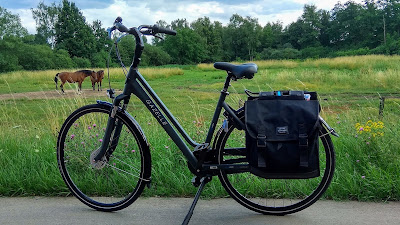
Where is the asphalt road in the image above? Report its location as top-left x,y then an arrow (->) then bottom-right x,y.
0,197 -> 399,225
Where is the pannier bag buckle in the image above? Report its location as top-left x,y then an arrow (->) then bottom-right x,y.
299,134 -> 309,147
256,134 -> 267,147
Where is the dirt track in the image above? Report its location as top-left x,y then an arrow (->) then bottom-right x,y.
0,89 -> 109,100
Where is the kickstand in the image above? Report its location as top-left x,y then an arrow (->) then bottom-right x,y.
182,176 -> 211,225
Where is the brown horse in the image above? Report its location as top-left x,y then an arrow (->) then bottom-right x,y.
55,70 -> 96,93
90,70 -> 105,91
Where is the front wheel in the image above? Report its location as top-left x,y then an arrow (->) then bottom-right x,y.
57,104 -> 151,211
214,111 -> 335,215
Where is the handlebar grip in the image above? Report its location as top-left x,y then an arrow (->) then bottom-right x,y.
152,25 -> 177,36
113,17 -> 129,33
115,22 -> 129,33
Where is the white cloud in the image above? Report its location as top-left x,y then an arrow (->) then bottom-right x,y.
293,0 -> 366,11
258,9 -> 304,26
11,0 -> 370,34
10,9 -> 36,34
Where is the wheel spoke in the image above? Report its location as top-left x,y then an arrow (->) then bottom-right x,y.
215,113 -> 335,215
57,105 -> 150,211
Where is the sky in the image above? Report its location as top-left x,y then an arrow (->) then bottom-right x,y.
1,0 -> 365,34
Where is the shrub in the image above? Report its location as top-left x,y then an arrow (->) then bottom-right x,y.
90,50 -> 108,68
141,44 -> 172,66
335,47 -> 371,57
0,53 -> 22,72
53,49 -> 75,69
16,44 -> 55,70
72,56 -> 91,68
300,46 -> 328,59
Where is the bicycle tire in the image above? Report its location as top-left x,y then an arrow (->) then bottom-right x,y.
57,103 -> 151,212
214,109 -> 335,215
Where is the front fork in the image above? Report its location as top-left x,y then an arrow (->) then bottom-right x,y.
93,95 -> 130,163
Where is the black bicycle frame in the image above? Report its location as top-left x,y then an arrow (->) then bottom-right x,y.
94,23 -> 247,172
94,65 -> 243,170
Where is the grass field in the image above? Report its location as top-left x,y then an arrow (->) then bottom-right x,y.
0,55 -> 399,201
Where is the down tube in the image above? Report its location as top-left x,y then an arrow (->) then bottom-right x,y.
128,77 -> 198,168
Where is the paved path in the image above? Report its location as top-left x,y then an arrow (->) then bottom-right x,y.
0,197 -> 399,225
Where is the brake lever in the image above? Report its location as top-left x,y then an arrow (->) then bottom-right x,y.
154,34 -> 164,40
107,26 -> 115,39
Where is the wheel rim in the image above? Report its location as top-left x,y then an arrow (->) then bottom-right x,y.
58,108 -> 145,209
217,125 -> 334,214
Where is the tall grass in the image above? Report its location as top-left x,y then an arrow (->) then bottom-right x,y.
320,96 -> 400,200
0,67 -> 184,94
0,55 -> 399,200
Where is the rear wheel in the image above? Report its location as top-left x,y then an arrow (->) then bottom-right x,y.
214,111 -> 335,215
57,104 -> 151,211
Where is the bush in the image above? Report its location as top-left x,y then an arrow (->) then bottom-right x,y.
90,50 -> 108,68
0,53 -> 22,72
141,44 -> 172,66
259,47 -> 300,60
72,56 -> 91,68
16,44 -> 56,70
300,46 -> 328,59
335,47 -> 371,57
53,49 -> 75,69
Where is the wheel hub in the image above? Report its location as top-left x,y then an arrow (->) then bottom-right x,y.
90,148 -> 108,169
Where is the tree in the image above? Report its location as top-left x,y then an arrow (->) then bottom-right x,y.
361,0 -> 382,48
191,17 -> 223,62
261,21 -> 283,49
171,18 -> 189,30
0,6 -> 28,38
284,20 -> 304,50
31,2 -> 60,48
285,5 -> 326,49
224,14 -> 262,61
162,27 -> 207,64
319,10 -> 331,47
330,1 -> 365,48
300,5 -> 323,47
55,0 -> 96,59
379,0 -> 400,35
91,20 -> 110,52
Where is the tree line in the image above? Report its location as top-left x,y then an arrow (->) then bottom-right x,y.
1,0 -> 400,73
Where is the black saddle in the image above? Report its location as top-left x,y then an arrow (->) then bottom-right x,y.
214,62 -> 258,80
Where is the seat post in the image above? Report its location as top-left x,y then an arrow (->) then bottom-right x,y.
204,72 -> 232,144
222,72 -> 233,93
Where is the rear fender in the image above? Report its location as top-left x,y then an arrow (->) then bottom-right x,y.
319,115 -> 339,137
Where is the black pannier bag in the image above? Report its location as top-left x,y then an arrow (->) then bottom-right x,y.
245,90 -> 320,179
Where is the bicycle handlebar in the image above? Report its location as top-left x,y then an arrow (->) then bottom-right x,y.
109,16 -> 177,37
108,17 -> 177,69
152,24 -> 177,36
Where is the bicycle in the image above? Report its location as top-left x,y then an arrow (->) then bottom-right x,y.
57,17 -> 338,225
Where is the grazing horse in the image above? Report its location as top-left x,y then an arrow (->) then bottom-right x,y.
91,70 -> 105,91
55,70 -> 96,93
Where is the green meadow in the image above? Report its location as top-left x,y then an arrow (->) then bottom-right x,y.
0,55 -> 399,201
